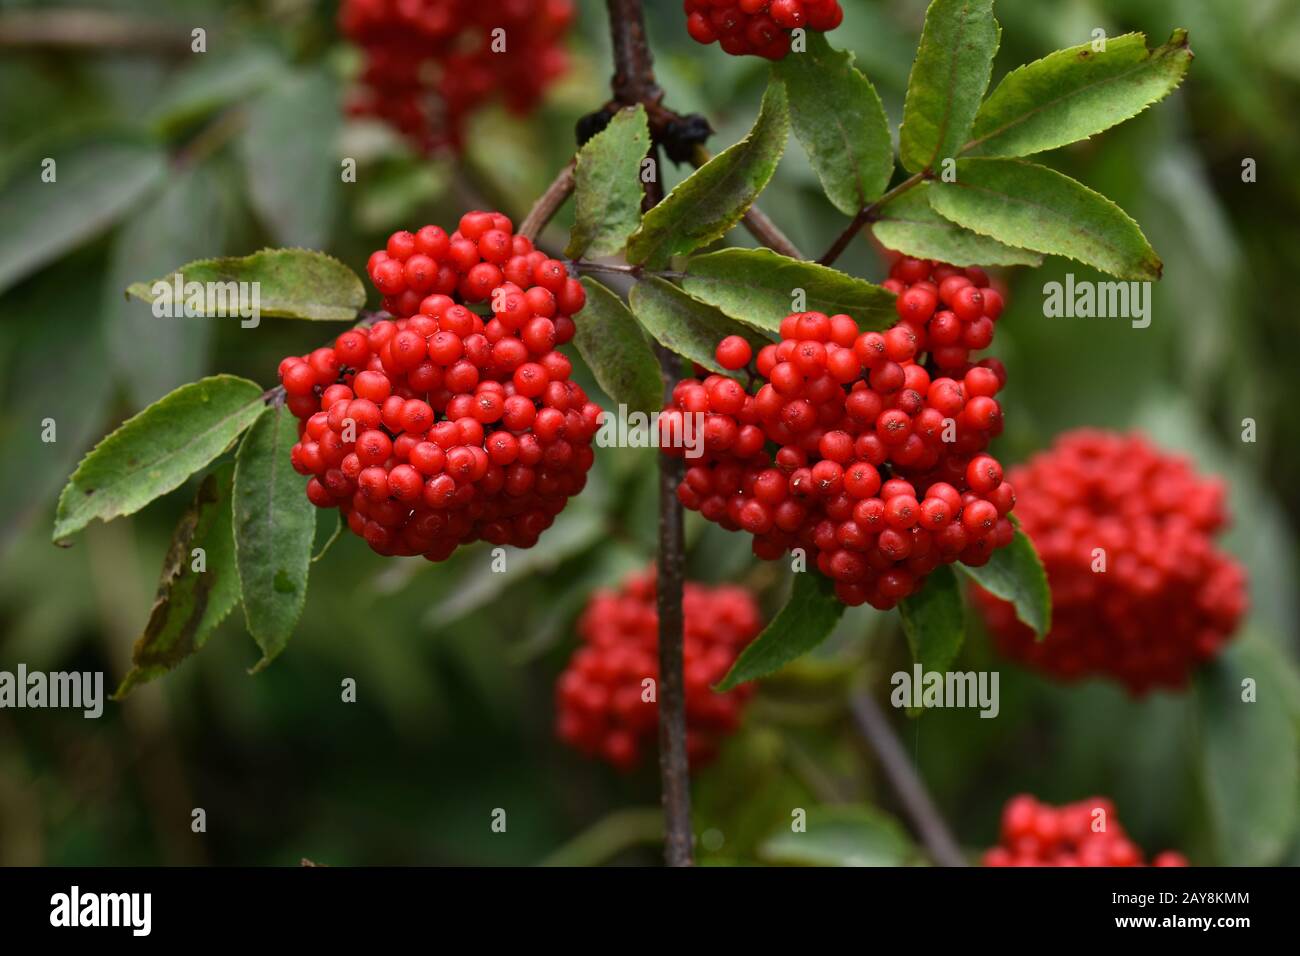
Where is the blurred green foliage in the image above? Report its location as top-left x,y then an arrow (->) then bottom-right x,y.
0,0 -> 1296,866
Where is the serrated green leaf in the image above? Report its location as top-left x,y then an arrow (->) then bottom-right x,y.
626,81 -> 788,268
929,158 -> 1162,280
716,572 -> 846,691
957,520 -> 1050,636
627,277 -> 769,375
53,375 -> 266,542
899,564 -> 966,678
683,247 -> 897,334
871,183 -> 1043,266
574,278 -> 663,415
234,406 -> 316,671
758,805 -> 915,866
1194,639 -> 1300,865
899,0 -> 1000,173
0,137 -> 166,295
966,31 -> 1193,158
126,248 -> 366,321
240,67 -> 341,249
776,32 -> 893,214
566,106 -> 651,258
115,462 -> 240,698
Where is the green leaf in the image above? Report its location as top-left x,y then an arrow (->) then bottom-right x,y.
52,375 -> 266,542
104,163 -> 231,409
573,279 -> 663,415
899,564 -> 965,677
957,519 -> 1050,636
115,463 -> 240,698
626,81 -> 788,268
716,572 -> 846,691
929,158 -> 1162,280
239,67 -> 341,249
898,0 -> 1000,173
683,247 -> 897,334
566,105 -> 651,258
233,406 -> 316,671
149,45 -> 287,136
758,805 -> 915,866
627,277 -> 769,375
127,248 -> 367,321
871,183 -> 1043,267
0,137 -> 166,295
775,31 -> 893,214
1194,639 -> 1300,865
966,31 -> 1193,158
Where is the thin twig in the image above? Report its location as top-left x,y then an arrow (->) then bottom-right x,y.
849,692 -> 967,867
519,160 -> 576,241
690,145 -> 803,259
566,261 -> 685,281
742,203 -> 804,260
819,172 -> 927,267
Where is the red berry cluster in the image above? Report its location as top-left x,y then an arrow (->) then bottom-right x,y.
983,794 -> 1188,867
339,0 -> 573,152
663,258 -> 1016,610
684,0 -> 843,59
973,429 -> 1247,693
281,211 -> 599,561
556,572 -> 763,770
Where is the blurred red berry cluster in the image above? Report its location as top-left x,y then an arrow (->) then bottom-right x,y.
340,0 -> 574,152
974,429 -> 1247,693
556,571 -> 763,770
984,794 -> 1188,867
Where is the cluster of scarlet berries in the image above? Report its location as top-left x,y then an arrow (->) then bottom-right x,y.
983,794 -> 1188,867
663,258 -> 1016,610
556,572 -> 763,770
973,429 -> 1247,694
684,0 -> 843,59
280,211 -> 599,560
339,0 -> 573,152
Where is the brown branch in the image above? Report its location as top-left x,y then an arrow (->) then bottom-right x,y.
647,158 -> 692,870
606,0 -> 663,108
818,172 -> 927,267
518,160 -> 576,242
604,0 -> 693,868
849,692 -> 967,867
0,10 -> 192,54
